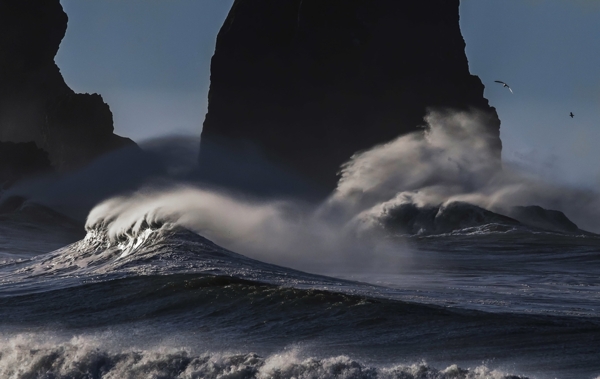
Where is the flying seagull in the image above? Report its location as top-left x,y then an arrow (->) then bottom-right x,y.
494,80 -> 513,93
569,112 -> 574,118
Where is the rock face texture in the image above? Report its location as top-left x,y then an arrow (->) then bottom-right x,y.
0,0 -> 134,173
201,0 -> 501,192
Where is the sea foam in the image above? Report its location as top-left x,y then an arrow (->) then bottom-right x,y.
0,334 -> 529,379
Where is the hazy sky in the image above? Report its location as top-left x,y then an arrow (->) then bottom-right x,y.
56,0 -> 600,188
461,0 -> 600,188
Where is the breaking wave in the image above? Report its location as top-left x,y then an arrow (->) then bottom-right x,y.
0,335 -> 528,379
63,110 -> 598,277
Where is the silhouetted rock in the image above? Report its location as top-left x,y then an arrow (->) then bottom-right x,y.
375,201 -> 591,236
0,0 -> 135,173
505,205 -> 581,234
0,142 -> 53,189
379,201 -> 519,235
201,0 -> 501,192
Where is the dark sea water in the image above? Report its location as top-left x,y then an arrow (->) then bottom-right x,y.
0,205 -> 599,379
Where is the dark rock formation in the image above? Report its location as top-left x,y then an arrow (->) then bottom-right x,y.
380,201 -> 520,235
0,142 -> 53,189
377,201 -> 591,236
0,0 -> 135,173
504,205 -> 581,234
201,0 -> 501,192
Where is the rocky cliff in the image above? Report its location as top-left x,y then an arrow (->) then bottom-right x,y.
201,0 -> 501,192
0,0 -> 135,174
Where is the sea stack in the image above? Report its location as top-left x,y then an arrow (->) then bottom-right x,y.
0,0 -> 135,174
201,0 -> 501,193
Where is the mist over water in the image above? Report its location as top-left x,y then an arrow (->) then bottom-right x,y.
84,185 -> 408,274
2,109 -> 599,270
331,109 -> 600,234
43,108 -> 593,275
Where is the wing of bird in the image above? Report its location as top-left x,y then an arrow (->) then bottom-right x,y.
508,87 -> 513,93
494,80 -> 506,85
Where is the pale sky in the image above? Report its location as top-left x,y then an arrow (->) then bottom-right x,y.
57,0 -> 600,188
460,0 -> 600,188
57,0 -> 234,141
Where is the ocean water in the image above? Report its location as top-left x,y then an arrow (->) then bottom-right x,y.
0,204 -> 598,379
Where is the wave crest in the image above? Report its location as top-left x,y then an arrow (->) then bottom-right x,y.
0,336 -> 529,379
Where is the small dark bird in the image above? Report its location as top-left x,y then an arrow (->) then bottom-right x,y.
569,112 -> 574,118
494,80 -> 513,93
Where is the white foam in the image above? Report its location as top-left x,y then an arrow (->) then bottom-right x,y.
0,334 -> 530,379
